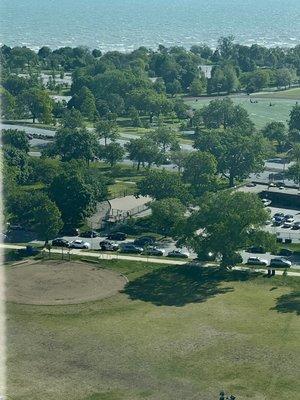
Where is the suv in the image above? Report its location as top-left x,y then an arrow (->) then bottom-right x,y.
120,243 -> 143,254
270,258 -> 292,268
246,257 -> 268,266
99,241 -> 119,251
134,236 -> 156,247
246,246 -> 266,254
52,238 -> 70,247
107,232 -> 127,241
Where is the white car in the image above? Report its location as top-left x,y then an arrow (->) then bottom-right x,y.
261,198 -> 271,207
246,257 -> 268,266
270,258 -> 292,268
69,240 -> 91,249
283,221 -> 293,228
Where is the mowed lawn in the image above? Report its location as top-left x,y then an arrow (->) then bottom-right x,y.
6,260 -> 300,400
186,94 -> 298,129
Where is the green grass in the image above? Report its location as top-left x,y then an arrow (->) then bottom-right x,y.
186,95 -> 298,129
254,87 -> 300,100
6,259 -> 300,400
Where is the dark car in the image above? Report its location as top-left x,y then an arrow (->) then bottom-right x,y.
278,248 -> 293,257
62,228 -> 80,236
167,250 -> 189,258
134,236 -> 156,247
292,222 -> 300,230
120,243 -> 143,254
17,245 -> 40,256
246,246 -> 266,254
107,232 -> 127,241
80,230 -> 100,238
99,241 -> 119,251
142,246 -> 164,256
52,238 -> 70,247
195,251 -> 216,261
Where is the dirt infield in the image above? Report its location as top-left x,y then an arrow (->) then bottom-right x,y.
6,260 -> 126,305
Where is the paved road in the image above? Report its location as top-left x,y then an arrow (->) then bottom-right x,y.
1,244 -> 300,277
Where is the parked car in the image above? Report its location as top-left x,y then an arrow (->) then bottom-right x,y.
274,212 -> 285,218
284,215 -> 294,223
246,257 -> 268,266
120,243 -> 143,254
195,251 -> 216,261
62,228 -> 80,236
167,249 -> 189,258
273,217 -> 284,226
283,221 -> 293,228
142,247 -> 164,256
69,240 -> 91,249
246,246 -> 266,254
278,248 -> 293,257
17,245 -> 40,256
270,258 -> 292,268
261,198 -> 271,206
107,232 -> 127,241
291,222 -> 300,230
246,182 -> 256,187
134,236 -> 156,247
52,238 -> 70,247
80,230 -> 100,238
99,241 -> 119,251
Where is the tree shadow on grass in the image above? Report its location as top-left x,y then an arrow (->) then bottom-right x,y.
123,265 -> 260,307
272,291 -> 300,315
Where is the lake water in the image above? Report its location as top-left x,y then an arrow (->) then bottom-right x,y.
1,0 -> 300,52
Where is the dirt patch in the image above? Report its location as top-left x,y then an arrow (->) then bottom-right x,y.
6,260 -> 126,305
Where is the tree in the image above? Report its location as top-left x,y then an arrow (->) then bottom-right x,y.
7,191 -> 63,244
286,162 -> 300,186
223,65 -> 239,94
49,172 -> 97,228
262,121 -> 287,152
101,142 -> 124,166
0,88 -> 16,119
179,191 -> 276,268
194,129 -> 267,187
182,151 -> 217,195
125,137 -> 161,169
200,98 -> 254,130
150,198 -> 186,236
95,119 -> 119,146
170,150 -> 189,172
289,104 -> 300,131
17,88 -> 53,123
61,108 -> 85,129
246,69 -> 270,92
138,170 -> 191,203
48,128 -> 99,163
70,86 -> 97,120
1,129 -> 30,152
148,125 -> 180,153
275,68 -> 293,89
189,77 -> 205,96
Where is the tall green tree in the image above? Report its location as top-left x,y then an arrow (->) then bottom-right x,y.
262,121 -> 287,152
95,119 -> 119,146
289,104 -> 300,132
7,192 -> 63,244
47,128 -> 99,163
101,142 -> 124,166
17,88 -> 53,123
150,198 -> 186,236
1,129 -> 30,152
138,170 -> 190,203
179,191 -> 276,268
125,137 -> 161,169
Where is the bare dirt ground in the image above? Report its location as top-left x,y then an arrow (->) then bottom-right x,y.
6,260 -> 126,305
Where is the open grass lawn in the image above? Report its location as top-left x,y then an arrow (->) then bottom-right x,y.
6,260 -> 300,400
186,94 -> 298,130
254,87 -> 300,100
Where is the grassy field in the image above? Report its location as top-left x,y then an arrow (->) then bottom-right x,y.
254,87 -> 300,100
186,93 -> 299,130
6,259 -> 300,400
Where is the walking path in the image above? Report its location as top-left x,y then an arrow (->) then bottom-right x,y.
2,244 -> 300,276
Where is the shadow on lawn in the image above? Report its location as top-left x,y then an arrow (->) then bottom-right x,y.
272,291 -> 300,315
123,265 -> 260,306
